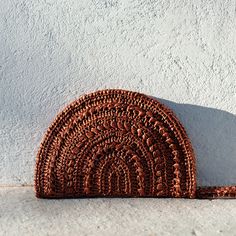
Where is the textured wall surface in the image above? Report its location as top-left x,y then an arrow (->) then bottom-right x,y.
0,0 -> 236,186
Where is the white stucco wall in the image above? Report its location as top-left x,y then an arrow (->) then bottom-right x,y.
0,0 -> 236,186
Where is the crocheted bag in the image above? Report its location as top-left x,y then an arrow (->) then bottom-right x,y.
35,89 -> 236,199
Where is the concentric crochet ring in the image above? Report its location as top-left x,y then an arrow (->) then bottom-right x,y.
35,89 -> 197,198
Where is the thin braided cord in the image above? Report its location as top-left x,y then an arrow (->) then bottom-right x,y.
197,186 -> 236,199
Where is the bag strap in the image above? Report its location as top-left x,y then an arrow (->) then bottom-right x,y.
196,186 -> 236,199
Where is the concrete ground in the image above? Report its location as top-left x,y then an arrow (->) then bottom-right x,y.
1,187 -> 236,236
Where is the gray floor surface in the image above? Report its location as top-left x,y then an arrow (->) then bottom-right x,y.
1,187 -> 236,236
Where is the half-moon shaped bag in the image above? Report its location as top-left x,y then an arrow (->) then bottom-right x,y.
35,89 -> 236,199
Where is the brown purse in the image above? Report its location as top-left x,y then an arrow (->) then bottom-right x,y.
35,89 -> 236,199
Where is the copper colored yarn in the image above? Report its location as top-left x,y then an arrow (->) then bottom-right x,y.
35,89 -> 236,199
